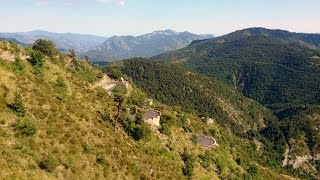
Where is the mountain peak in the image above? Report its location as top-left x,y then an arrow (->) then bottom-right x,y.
148,29 -> 179,36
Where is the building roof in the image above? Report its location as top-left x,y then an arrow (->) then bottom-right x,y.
143,110 -> 160,120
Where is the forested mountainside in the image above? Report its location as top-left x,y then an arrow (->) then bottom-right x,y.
153,30 -> 320,110
189,27 -> 320,49
107,58 -> 273,132
1,40 -> 300,179
128,28 -> 320,178
84,30 -> 213,62
0,30 -> 107,52
106,58 -> 320,178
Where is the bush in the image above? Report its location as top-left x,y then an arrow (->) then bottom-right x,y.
39,155 -> 59,172
28,50 -> 45,66
28,50 -> 45,75
13,58 -> 25,75
56,76 -> 67,97
32,39 -> 58,57
13,119 -> 37,136
247,164 -> 258,177
131,123 -> 152,141
96,154 -> 109,166
112,83 -> 127,97
199,151 -> 214,169
108,68 -> 123,80
159,123 -> 171,136
8,92 -> 25,117
181,148 -> 195,177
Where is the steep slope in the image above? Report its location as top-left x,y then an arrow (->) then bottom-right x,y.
152,28 -> 320,174
0,40 -> 301,179
84,30 -> 213,62
0,30 -> 107,52
0,41 -> 184,179
153,34 -> 320,109
111,58 -> 274,132
107,58 -> 320,178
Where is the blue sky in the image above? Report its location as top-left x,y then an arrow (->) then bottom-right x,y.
0,0 -> 319,36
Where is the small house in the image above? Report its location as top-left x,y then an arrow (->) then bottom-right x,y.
143,110 -> 161,127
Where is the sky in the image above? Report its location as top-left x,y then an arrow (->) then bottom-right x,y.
0,0 -> 319,36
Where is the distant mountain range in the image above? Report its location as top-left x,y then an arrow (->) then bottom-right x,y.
0,37 -> 29,47
206,27 -> 320,49
84,30 -> 214,62
0,30 -> 107,52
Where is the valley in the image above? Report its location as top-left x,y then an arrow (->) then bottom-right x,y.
1,1 -> 320,178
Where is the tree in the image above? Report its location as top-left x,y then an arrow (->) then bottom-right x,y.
68,49 -> 76,60
32,39 -> 57,57
8,92 -> 26,117
28,50 -> 44,66
113,95 -> 125,131
68,49 -> 79,70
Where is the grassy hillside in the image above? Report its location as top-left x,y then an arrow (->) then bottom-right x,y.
0,40 -> 298,179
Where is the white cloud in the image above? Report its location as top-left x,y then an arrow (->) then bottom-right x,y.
34,0 -> 50,7
118,0 -> 125,6
96,0 -> 127,6
63,2 -> 74,7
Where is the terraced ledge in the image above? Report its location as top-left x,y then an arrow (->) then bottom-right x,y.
197,134 -> 216,148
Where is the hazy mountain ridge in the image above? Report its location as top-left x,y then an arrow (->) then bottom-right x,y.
84,30 -> 214,62
0,37 -> 29,47
0,30 -> 107,52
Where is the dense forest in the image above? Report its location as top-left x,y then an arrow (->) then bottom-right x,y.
154,36 -> 320,109
107,58 -> 275,132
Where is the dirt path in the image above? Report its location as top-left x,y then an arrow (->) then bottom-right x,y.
94,75 -> 132,96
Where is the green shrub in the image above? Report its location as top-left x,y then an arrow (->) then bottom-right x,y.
96,154 -> 109,166
39,155 -> 59,172
28,50 -> 45,75
108,68 -> 123,80
0,119 -> 6,125
159,123 -> 171,136
28,50 -> 44,66
199,151 -> 214,170
13,58 -> 25,75
96,87 -> 108,98
191,134 -> 197,144
132,123 -> 152,141
13,119 -> 37,136
56,76 -> 67,97
159,113 -> 175,135
181,148 -> 195,177
8,92 -> 26,117
112,83 -> 127,97
247,164 -> 258,177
